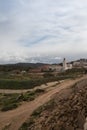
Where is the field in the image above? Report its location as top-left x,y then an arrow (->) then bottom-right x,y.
0,68 -> 85,90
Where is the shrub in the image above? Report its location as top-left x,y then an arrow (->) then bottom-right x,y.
1,103 -> 18,111
32,106 -> 43,117
19,122 -> 28,130
35,89 -> 45,93
20,119 -> 34,130
43,72 -> 54,78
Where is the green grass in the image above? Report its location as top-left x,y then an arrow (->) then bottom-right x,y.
0,76 -> 74,90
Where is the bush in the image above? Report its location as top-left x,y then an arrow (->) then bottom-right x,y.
1,103 -> 18,111
20,119 -> 34,130
43,72 -> 54,78
35,89 -> 45,93
32,106 -> 43,117
19,122 -> 28,130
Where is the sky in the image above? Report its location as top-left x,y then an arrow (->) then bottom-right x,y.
0,0 -> 87,64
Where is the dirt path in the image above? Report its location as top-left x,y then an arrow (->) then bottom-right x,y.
0,76 -> 87,130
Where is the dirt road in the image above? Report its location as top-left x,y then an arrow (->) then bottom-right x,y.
0,76 -> 87,130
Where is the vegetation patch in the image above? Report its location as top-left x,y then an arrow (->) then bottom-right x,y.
0,93 -> 20,111
1,103 -> 18,111
0,89 -> 45,111
0,75 -> 74,90
2,123 -> 11,130
20,119 -> 35,130
31,106 -> 43,117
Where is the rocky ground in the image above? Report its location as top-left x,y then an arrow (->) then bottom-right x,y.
20,79 -> 87,130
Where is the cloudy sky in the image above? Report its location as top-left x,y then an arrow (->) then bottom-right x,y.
0,0 -> 87,64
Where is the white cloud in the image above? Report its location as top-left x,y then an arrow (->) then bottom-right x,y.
0,0 -> 87,63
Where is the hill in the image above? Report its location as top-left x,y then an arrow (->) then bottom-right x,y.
0,63 -> 49,71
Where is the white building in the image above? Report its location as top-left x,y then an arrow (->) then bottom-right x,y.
62,58 -> 72,71
63,58 -> 68,71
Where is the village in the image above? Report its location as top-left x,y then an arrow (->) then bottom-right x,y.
19,58 -> 87,74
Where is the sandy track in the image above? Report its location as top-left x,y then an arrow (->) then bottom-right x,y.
0,76 -> 87,130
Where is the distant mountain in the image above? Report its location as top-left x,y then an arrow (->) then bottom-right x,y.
0,58 -> 87,72
0,63 -> 49,71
